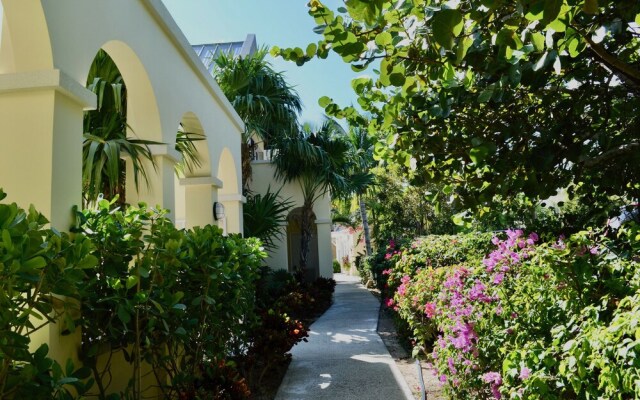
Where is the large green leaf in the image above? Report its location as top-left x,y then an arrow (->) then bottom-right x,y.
542,0 -> 564,26
433,9 -> 463,50
345,0 -> 384,25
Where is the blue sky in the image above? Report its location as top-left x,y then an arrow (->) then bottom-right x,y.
161,0 -> 361,126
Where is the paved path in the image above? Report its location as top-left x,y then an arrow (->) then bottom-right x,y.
275,274 -> 414,400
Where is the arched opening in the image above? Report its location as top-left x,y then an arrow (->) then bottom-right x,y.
82,43 -> 163,208
287,207 -> 320,281
174,112 -> 214,229
0,1 -> 53,73
176,111 -> 210,178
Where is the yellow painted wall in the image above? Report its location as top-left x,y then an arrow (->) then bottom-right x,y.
0,1 -> 246,398
250,161 -> 333,278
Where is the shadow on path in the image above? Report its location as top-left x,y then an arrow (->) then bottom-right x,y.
275,274 -> 414,400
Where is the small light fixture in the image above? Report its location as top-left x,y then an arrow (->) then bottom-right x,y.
213,202 -> 225,221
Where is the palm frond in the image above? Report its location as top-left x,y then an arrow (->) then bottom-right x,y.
243,186 -> 294,250
174,127 -> 205,176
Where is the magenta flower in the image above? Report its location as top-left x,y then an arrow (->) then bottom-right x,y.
447,357 -> 457,374
482,371 -> 503,399
424,302 -> 436,318
482,371 -> 502,385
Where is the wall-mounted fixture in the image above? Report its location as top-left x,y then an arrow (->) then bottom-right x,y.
213,201 -> 225,221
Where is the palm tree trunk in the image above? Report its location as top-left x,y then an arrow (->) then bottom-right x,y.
241,141 -> 254,192
359,194 -> 372,256
298,202 -> 313,281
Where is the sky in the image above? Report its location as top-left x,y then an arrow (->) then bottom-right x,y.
161,0 -> 361,127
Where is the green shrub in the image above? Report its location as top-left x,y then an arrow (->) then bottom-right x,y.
391,228 -> 640,399
245,269 -> 335,395
75,198 -> 265,398
0,189 -> 97,399
333,260 -> 341,273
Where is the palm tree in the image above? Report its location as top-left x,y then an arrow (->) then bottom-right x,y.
212,48 -> 302,190
346,125 -> 376,256
273,119 -> 372,279
83,50 -> 158,207
83,51 -> 203,207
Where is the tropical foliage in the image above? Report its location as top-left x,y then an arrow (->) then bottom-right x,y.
274,0 -> 640,215
243,186 -> 294,251
74,199 -> 264,399
345,125 -> 376,256
212,48 -> 302,189
0,190 -> 97,399
377,226 -> 640,399
273,119 -> 372,278
83,50 -> 157,206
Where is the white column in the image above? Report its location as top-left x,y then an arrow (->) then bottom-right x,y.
316,218 -> 333,278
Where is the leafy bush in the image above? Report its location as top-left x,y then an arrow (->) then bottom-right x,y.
391,228 -> 640,399
181,359 -> 251,400
333,260 -> 341,273
244,269 -> 335,395
0,189 -> 97,399
75,199 -> 264,398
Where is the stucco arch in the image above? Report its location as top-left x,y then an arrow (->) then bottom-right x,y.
0,0 -> 53,73
88,41 -> 163,143
174,111 -> 216,229
178,111 -> 211,177
217,147 -> 240,196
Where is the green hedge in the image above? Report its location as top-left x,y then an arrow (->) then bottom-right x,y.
75,198 -> 265,398
0,189 -> 97,399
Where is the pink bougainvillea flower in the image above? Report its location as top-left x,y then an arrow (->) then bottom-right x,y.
482,371 -> 502,385
447,357 -> 457,374
385,298 -> 395,308
482,371 -> 503,399
424,302 -> 436,318
382,269 -> 392,275
384,253 -> 393,260
519,367 -> 531,380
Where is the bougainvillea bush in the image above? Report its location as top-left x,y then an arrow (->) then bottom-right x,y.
392,227 -> 640,399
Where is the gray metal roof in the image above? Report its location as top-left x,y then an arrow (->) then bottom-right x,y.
192,34 -> 257,73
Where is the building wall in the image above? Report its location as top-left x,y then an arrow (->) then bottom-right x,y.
0,0 -> 244,233
250,161 -> 333,279
0,0 -> 245,396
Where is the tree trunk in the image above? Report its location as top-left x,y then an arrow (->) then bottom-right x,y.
241,141 -> 253,192
298,202 -> 313,281
359,194 -> 372,256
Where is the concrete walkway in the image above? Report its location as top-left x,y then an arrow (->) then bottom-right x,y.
275,274 -> 414,400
